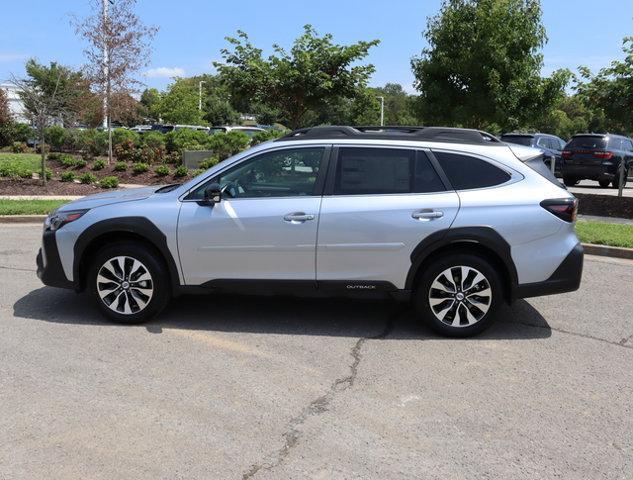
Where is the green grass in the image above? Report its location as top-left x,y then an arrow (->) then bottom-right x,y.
0,153 -> 42,178
576,220 -> 633,248
0,199 -> 69,215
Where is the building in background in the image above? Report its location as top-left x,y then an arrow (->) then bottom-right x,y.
1,83 -> 29,123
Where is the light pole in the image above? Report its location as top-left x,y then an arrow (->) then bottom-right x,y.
198,80 -> 206,112
377,96 -> 384,127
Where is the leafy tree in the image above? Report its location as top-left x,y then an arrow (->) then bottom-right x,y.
203,95 -> 239,126
216,25 -> 380,129
158,78 -> 204,125
0,87 -> 11,124
576,38 -> 633,135
411,0 -> 568,132
139,88 -> 161,122
74,0 -> 158,161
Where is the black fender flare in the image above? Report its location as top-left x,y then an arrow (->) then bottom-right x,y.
405,226 -> 519,294
73,217 -> 181,292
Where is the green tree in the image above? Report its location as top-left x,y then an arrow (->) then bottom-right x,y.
576,38 -> 633,135
216,25 -> 380,129
411,0 -> 568,132
158,78 -> 204,125
0,87 -> 11,124
139,88 -> 161,122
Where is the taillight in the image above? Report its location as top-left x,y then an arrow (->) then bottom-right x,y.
540,198 -> 578,223
561,150 -> 572,159
593,151 -> 614,159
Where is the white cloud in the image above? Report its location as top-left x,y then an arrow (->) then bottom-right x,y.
144,67 -> 185,78
0,53 -> 28,62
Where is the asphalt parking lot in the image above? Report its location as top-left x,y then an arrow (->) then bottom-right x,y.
1,224 -> 632,479
569,180 -> 633,197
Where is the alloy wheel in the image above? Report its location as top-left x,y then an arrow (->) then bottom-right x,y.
96,256 -> 154,315
428,266 -> 492,327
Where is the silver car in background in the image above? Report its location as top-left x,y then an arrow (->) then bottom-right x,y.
37,126 -> 583,337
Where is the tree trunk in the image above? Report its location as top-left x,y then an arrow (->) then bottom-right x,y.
39,122 -> 47,186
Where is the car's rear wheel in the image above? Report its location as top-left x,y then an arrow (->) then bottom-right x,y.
563,176 -> 578,187
612,171 -> 628,189
88,242 -> 171,324
599,179 -> 611,188
414,254 -> 502,337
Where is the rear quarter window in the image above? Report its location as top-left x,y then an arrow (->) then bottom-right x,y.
434,151 -> 511,190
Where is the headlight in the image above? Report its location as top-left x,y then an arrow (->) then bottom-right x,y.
45,209 -> 89,231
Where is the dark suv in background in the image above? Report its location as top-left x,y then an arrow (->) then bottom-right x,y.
500,133 -> 566,176
561,134 -> 632,188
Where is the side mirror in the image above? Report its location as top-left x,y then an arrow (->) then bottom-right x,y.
203,183 -> 222,205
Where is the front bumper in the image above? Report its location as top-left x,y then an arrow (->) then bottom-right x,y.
513,243 -> 583,299
36,230 -> 75,289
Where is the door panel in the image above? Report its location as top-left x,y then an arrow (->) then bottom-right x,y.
178,198 -> 321,284
316,193 -> 459,289
177,146 -> 327,285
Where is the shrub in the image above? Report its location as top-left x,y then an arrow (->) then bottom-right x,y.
114,139 -> 137,162
45,125 -> 67,151
47,152 -> 62,161
59,155 -> 78,168
92,159 -> 106,171
74,159 -> 88,169
11,141 -> 27,153
112,128 -> 139,148
78,129 -> 108,156
132,162 -> 149,173
60,171 -> 76,182
154,165 -> 170,176
114,161 -> 127,172
198,155 -> 220,170
207,131 -> 250,160
165,151 -> 181,164
79,172 -> 97,184
45,168 -> 52,180
139,146 -> 164,164
0,122 -> 33,147
142,131 -> 166,150
165,129 -> 210,153
191,168 -> 204,177
173,165 -> 189,178
100,176 -> 119,189
252,129 -> 285,145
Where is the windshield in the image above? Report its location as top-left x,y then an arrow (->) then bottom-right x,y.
501,135 -> 534,147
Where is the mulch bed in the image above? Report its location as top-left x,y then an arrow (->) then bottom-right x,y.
576,193 -> 633,219
0,178 -> 104,196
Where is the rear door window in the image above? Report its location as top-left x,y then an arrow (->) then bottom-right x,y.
333,148 -> 445,195
433,151 -> 511,190
609,137 -> 623,150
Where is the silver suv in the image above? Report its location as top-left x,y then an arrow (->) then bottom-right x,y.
37,126 -> 583,337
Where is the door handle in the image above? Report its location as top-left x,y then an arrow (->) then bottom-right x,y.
412,209 -> 444,220
283,212 -> 315,223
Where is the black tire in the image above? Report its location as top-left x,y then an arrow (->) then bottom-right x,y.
612,172 -> 628,189
563,176 -> 578,187
598,180 -> 611,188
87,242 -> 171,324
414,253 -> 503,337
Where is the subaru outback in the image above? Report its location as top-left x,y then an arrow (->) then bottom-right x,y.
37,126 -> 583,337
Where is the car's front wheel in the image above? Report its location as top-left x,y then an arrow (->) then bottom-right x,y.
88,242 -> 171,324
414,253 -> 502,337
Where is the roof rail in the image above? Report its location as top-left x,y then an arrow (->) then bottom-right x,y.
276,125 -> 501,145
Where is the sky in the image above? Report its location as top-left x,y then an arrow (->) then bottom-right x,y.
1,0 -> 631,93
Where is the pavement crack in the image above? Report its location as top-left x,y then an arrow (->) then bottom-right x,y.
509,319 -> 633,351
0,265 -> 35,273
241,307 -> 402,480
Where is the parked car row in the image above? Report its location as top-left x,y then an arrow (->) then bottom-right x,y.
129,124 -> 266,137
501,132 -> 631,189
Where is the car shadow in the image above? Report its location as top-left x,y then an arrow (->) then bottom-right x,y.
13,287 -> 551,340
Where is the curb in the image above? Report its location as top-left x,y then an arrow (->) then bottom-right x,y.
582,243 -> 633,260
0,215 -> 46,224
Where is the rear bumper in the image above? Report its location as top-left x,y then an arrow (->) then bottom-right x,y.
36,230 -> 75,290
563,162 -> 616,180
513,243 -> 583,299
